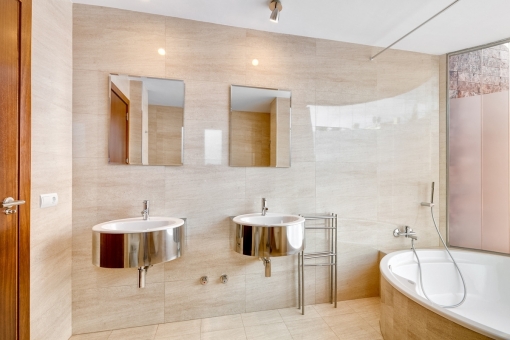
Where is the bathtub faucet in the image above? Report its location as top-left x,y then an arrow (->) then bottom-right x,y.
393,226 -> 417,240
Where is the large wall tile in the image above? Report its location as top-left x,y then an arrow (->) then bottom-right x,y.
32,0 -> 73,338
164,276 -> 246,322
72,284 -> 165,333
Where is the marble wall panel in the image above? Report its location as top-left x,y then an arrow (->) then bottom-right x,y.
31,0 -> 73,339
72,4 -> 440,334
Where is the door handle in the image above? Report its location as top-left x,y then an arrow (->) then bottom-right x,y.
3,197 -> 26,215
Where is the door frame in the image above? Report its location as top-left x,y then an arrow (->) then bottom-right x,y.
18,0 -> 31,338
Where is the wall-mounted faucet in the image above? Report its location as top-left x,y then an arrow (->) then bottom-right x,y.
393,226 -> 418,240
141,200 -> 150,220
261,198 -> 268,216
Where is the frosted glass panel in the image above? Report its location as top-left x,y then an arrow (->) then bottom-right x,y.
481,91 -> 510,253
449,96 -> 482,249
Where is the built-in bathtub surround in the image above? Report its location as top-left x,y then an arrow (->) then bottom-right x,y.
32,0 -> 73,339
72,4 -> 440,334
380,249 -> 510,339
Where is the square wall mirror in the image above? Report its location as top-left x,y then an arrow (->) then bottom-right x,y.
109,74 -> 184,166
230,85 -> 291,167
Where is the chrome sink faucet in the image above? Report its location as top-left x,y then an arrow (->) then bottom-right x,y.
141,200 -> 150,220
261,198 -> 268,216
393,226 -> 417,240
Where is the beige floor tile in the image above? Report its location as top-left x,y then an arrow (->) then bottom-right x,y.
108,325 -> 158,340
155,320 -> 201,339
278,306 -> 321,322
313,301 -> 354,317
201,314 -> 243,333
201,327 -> 247,340
346,297 -> 381,315
241,309 -> 283,327
244,322 -> 292,340
156,335 -> 200,340
284,318 -> 338,340
69,331 -> 112,340
324,313 -> 382,340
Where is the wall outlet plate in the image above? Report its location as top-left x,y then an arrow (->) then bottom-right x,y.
40,193 -> 58,208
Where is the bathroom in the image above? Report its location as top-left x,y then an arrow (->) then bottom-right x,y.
1,0 -> 509,339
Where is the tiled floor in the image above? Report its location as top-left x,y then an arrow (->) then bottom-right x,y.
69,297 -> 382,340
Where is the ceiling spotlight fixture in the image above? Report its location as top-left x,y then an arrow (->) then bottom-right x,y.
158,48 -> 166,56
269,0 -> 282,23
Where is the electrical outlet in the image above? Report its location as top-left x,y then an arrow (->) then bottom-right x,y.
40,193 -> 58,208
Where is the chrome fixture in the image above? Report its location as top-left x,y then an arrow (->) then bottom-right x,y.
298,213 -> 338,315
220,274 -> 228,284
421,182 -> 435,207
261,198 -> 268,216
92,217 -> 185,288
2,197 -> 26,215
269,0 -> 282,23
138,266 -> 150,288
141,200 -> 150,220
370,0 -> 460,60
200,276 -> 208,285
232,213 -> 305,276
262,257 -> 271,277
393,226 -> 417,240
415,182 -> 467,308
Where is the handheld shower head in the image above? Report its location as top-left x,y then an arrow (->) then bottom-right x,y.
421,182 -> 435,207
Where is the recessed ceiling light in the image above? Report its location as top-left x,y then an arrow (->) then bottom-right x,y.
158,48 -> 166,56
269,0 -> 282,23
252,59 -> 259,66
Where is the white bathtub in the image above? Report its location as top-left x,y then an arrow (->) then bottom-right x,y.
380,249 -> 510,340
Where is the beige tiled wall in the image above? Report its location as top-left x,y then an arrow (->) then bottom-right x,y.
72,4 -> 440,334
148,105 -> 183,165
31,0 -> 73,339
129,80 -> 143,165
230,110 -> 271,167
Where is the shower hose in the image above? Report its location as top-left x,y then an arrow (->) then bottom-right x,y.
411,206 -> 467,308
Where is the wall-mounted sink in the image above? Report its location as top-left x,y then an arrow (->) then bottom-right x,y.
92,216 -> 184,288
232,210 -> 305,277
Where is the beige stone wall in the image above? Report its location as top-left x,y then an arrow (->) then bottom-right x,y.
230,110 -> 271,167
129,80 -> 143,165
72,3 -> 440,334
276,97 -> 291,167
147,105 -> 183,165
31,0 -> 73,339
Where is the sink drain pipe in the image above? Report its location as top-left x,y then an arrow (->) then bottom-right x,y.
138,266 -> 150,288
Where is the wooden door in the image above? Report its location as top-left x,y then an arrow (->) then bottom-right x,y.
0,0 -> 31,339
109,84 -> 130,164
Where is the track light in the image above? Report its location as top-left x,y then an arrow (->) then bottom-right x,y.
269,0 -> 282,23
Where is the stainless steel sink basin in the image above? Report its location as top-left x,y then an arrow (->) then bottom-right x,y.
232,213 -> 305,276
92,217 -> 185,287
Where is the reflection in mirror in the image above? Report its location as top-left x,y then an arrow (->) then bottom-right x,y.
109,74 -> 184,166
230,85 -> 291,167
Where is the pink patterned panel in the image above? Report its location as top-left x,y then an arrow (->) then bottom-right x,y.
481,91 -> 510,253
449,96 -> 482,249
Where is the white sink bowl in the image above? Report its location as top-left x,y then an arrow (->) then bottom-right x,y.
92,217 -> 184,234
233,213 -> 305,227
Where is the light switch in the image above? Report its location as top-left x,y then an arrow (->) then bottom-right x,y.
40,193 -> 58,208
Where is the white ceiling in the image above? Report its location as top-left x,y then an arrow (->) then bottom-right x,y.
72,0 -> 510,55
111,75 -> 184,107
231,86 -> 291,112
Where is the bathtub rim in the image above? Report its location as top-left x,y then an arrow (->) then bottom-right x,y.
380,249 -> 509,340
